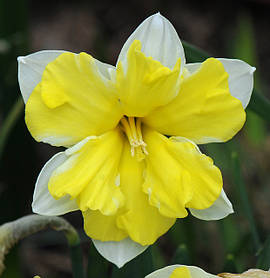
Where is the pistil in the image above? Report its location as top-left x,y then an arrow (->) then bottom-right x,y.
120,117 -> 148,161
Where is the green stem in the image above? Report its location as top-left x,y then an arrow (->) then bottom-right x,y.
231,152 -> 261,251
69,242 -> 85,278
0,97 -> 24,159
0,214 -> 85,278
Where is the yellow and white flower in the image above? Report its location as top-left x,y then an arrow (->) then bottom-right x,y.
145,265 -> 217,278
145,265 -> 270,278
18,13 -> 255,267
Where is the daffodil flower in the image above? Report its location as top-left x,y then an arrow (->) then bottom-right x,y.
145,265 -> 270,278
145,265 -> 217,278
18,13 -> 255,267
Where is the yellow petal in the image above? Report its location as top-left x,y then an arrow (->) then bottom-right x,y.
25,52 -> 123,147
144,58 -> 246,144
83,209 -> 127,241
142,126 -> 222,218
170,267 -> 192,278
116,141 -> 176,245
48,128 -> 125,216
116,40 -> 181,117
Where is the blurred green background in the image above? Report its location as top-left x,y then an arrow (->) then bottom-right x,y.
0,0 -> 270,277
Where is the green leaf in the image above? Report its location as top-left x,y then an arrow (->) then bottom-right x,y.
87,242 -> 109,278
223,254 -> 238,273
231,152 -> 261,251
219,218 -> 241,254
247,90 -> 270,122
231,12 -> 266,146
257,235 -> 270,270
0,97 -> 24,162
231,13 -> 257,64
182,40 -> 209,63
171,244 -> 191,265
111,247 -> 153,278
151,245 -> 166,270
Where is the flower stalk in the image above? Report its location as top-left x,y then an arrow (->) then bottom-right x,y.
231,152 -> 261,251
0,214 -> 85,278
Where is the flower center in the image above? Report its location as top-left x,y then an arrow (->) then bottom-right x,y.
119,116 -> 148,161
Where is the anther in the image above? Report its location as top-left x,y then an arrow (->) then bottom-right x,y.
119,116 -> 148,160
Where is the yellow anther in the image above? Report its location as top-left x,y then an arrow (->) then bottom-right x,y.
135,145 -> 146,161
120,116 -> 148,160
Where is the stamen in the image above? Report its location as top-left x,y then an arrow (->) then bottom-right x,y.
128,117 -> 138,143
120,117 -> 133,144
119,116 -> 148,160
136,118 -> 143,142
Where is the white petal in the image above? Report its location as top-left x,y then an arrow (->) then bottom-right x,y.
184,62 -> 201,74
92,237 -> 148,268
145,265 -> 180,278
187,266 -> 217,278
95,59 -> 116,80
145,265 -> 218,278
185,59 -> 255,109
117,13 -> 185,70
217,58 -> 255,109
32,152 -> 78,216
189,189 -> 233,221
18,50 -> 66,103
18,50 -> 116,104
